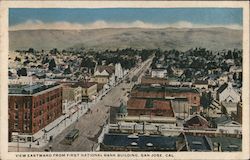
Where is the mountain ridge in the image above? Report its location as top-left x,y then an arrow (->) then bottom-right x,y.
9,27 -> 242,51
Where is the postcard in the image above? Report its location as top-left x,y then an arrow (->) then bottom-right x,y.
0,1 -> 249,160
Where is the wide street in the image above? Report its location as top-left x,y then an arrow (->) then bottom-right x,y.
10,57 -> 153,152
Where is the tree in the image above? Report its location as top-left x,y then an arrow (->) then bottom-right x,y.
14,57 -> 21,62
27,48 -> 35,53
64,66 -> 71,74
200,92 -> 213,108
50,48 -> 59,55
42,56 -> 49,64
48,59 -> 56,71
17,68 -> 27,76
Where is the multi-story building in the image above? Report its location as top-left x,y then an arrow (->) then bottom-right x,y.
77,82 -> 98,102
8,83 -> 62,142
62,84 -> 82,103
93,65 -> 115,84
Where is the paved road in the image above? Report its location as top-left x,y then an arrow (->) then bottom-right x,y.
28,57 -> 154,152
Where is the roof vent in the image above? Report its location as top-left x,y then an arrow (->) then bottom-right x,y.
131,142 -> 138,146
192,141 -> 202,145
146,143 -> 153,147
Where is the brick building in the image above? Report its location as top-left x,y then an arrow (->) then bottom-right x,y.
8,84 -> 62,142
141,76 -> 169,85
130,85 -> 200,113
127,97 -> 174,117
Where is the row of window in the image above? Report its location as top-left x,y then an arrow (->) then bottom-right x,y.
34,92 -> 62,108
33,102 -> 61,118
14,101 -> 31,110
33,111 -> 60,129
13,122 -> 30,131
14,112 -> 30,120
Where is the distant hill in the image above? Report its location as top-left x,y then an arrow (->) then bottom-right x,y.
9,28 -> 242,51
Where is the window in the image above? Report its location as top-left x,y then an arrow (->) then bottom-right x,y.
24,113 -> 27,120
194,96 -> 197,100
23,124 -> 27,130
14,113 -> 18,120
14,123 -> 18,130
14,102 -> 18,110
27,101 -> 31,108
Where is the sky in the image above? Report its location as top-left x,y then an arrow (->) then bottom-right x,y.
9,8 -> 243,30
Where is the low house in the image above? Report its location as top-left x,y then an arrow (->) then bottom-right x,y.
217,121 -> 242,135
221,102 -> 238,116
151,68 -> 167,78
216,83 -> 241,103
211,115 -> 242,135
183,114 -> 210,130
205,100 -> 222,118
193,80 -> 209,90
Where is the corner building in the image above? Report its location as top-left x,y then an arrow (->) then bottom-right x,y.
8,84 -> 62,142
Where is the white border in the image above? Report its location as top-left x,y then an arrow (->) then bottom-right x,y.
0,1 -> 249,160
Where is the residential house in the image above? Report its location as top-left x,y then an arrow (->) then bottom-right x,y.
211,115 -> 241,135
93,65 -> 115,85
221,102 -> 238,116
205,100 -> 222,118
216,83 -> 241,103
151,68 -> 167,78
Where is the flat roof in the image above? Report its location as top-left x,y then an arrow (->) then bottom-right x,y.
9,83 -> 60,95
102,133 -> 178,150
133,85 -> 199,94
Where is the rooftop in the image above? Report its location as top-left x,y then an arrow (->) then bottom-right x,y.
76,82 -> 97,88
185,135 -> 213,151
9,83 -> 60,95
102,133 -> 179,151
211,137 -> 242,152
133,85 -> 199,94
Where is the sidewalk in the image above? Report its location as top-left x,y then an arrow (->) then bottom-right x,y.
8,62 -> 146,150
9,103 -> 90,149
